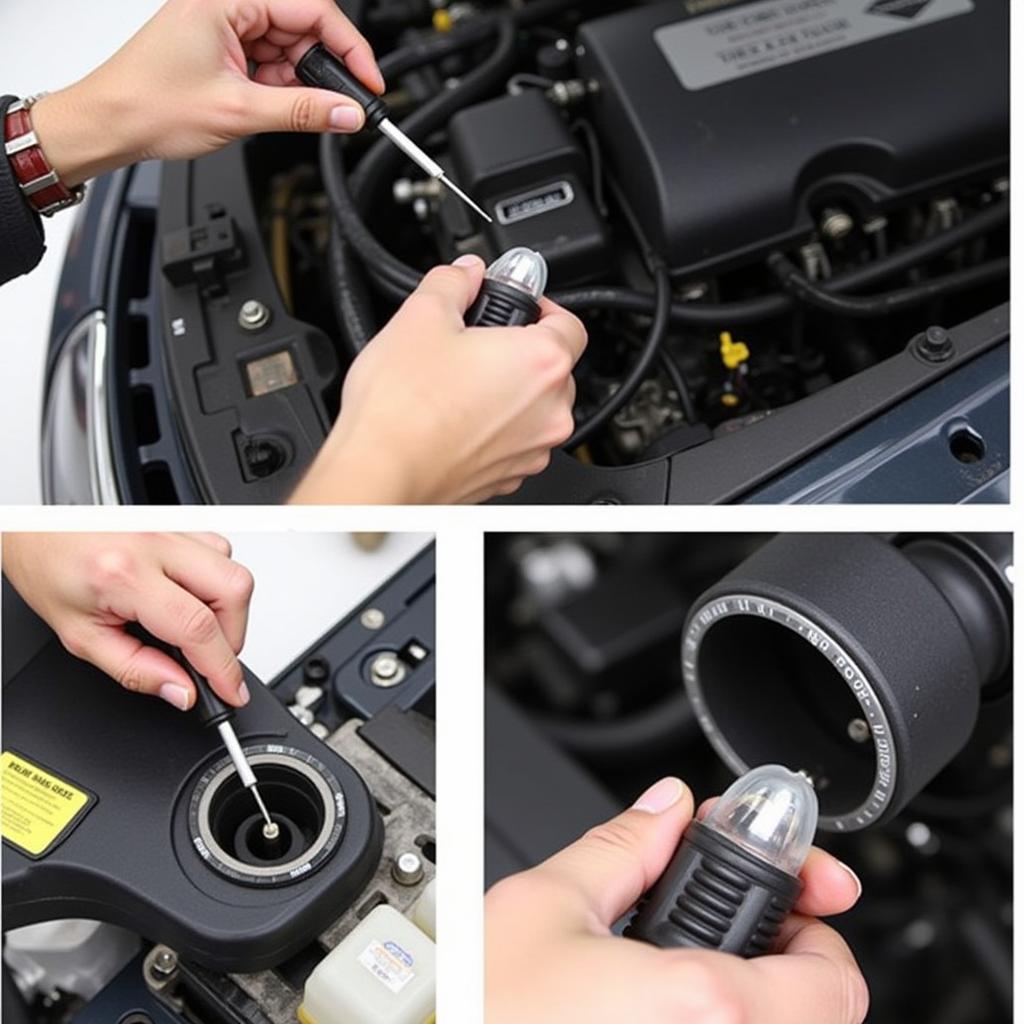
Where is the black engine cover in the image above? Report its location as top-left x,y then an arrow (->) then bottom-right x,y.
577,0 -> 1008,275
2,640 -> 383,972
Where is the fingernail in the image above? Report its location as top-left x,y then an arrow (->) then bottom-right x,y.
837,859 -> 863,900
452,253 -> 482,269
158,683 -> 191,711
632,777 -> 685,814
237,681 -> 250,705
329,105 -> 363,131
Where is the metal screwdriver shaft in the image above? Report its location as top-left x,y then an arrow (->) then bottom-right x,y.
296,43 -> 492,223
183,661 -> 275,833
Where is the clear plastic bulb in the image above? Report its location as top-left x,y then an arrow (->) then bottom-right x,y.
704,765 -> 818,877
485,247 -> 548,301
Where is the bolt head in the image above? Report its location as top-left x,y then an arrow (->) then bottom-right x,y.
151,949 -> 177,976
820,208 -> 854,240
393,851 -> 425,885
914,325 -> 954,362
360,607 -> 385,630
370,651 -> 406,688
238,299 -> 271,330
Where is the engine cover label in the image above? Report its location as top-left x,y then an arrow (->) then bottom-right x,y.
656,0 -> 974,90
1,750 -> 96,859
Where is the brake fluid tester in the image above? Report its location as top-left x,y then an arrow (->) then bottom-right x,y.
628,765 -> 818,956
295,43 -> 492,223
182,660 -> 278,841
466,247 -> 548,327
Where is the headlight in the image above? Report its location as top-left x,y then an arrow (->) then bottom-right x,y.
40,310 -> 120,504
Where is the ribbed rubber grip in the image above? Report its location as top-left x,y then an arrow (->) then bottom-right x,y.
627,820 -> 800,957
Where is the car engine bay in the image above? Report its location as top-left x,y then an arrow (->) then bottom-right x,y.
91,0 -> 1009,503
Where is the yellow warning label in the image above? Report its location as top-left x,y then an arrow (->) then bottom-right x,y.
1,750 -> 91,857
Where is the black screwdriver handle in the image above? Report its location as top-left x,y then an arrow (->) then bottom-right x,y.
295,43 -> 390,130
180,659 -> 233,729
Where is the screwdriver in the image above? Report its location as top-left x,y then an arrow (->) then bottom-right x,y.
295,42 -> 492,223
182,661 -> 279,841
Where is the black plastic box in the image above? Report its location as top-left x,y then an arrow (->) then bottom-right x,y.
577,0 -> 1009,276
449,91 -> 610,285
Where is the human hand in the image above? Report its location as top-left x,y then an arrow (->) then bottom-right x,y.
291,255 -> 586,504
28,0 -> 383,187
1,532 -> 254,711
486,777 -> 869,1024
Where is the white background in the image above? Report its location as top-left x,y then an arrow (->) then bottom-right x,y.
224,530 -> 431,680
0,0 -> 164,504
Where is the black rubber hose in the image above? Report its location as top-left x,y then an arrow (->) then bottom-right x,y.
351,14 -> 518,206
565,260 -> 672,450
659,348 -> 697,424
379,18 -> 495,77
551,200 -> 1009,326
327,217 -> 379,354
321,15 -> 520,331
767,253 -> 1009,319
378,0 -> 577,78
322,133 -> 419,300
532,690 -> 700,762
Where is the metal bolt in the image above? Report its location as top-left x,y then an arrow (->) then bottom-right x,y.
905,821 -> 938,853
392,851 -> 425,886
820,207 -> 854,241
847,718 -> 871,743
262,821 -> 281,842
311,722 -> 330,740
289,704 -> 315,726
370,652 -> 406,688
238,299 -> 271,331
151,949 -> 178,978
393,178 -> 442,203
360,607 -> 386,630
295,685 -> 324,709
914,325 -> 954,363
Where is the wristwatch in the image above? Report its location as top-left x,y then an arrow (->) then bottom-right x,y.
4,92 -> 86,216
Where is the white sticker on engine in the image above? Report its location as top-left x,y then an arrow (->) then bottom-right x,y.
358,938 -> 416,994
655,0 -> 975,90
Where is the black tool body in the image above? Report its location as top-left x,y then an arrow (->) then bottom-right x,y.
295,43 -> 389,129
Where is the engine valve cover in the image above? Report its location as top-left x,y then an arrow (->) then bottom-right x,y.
577,0 -> 1008,274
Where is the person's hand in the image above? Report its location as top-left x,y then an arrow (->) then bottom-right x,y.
28,0 -> 383,187
2,532 -> 254,711
486,777 -> 869,1024
291,255 -> 586,504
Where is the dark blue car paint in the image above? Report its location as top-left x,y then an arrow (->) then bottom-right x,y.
746,344 -> 1011,504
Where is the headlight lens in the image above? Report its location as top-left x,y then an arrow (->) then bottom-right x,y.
41,310 -> 120,504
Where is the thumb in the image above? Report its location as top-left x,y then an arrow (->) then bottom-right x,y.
402,256 -> 487,323
534,777 -> 694,929
239,83 -> 366,135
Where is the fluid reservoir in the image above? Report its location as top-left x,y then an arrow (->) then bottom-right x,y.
411,878 -> 437,940
299,904 -> 435,1024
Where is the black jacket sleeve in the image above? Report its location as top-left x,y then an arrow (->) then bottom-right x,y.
1,94 -> 46,286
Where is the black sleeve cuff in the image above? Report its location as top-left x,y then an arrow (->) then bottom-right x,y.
0,94 -> 46,286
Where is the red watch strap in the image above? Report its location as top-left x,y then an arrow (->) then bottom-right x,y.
4,103 -> 77,214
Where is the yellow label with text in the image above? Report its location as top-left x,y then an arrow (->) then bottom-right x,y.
2,751 -> 89,856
